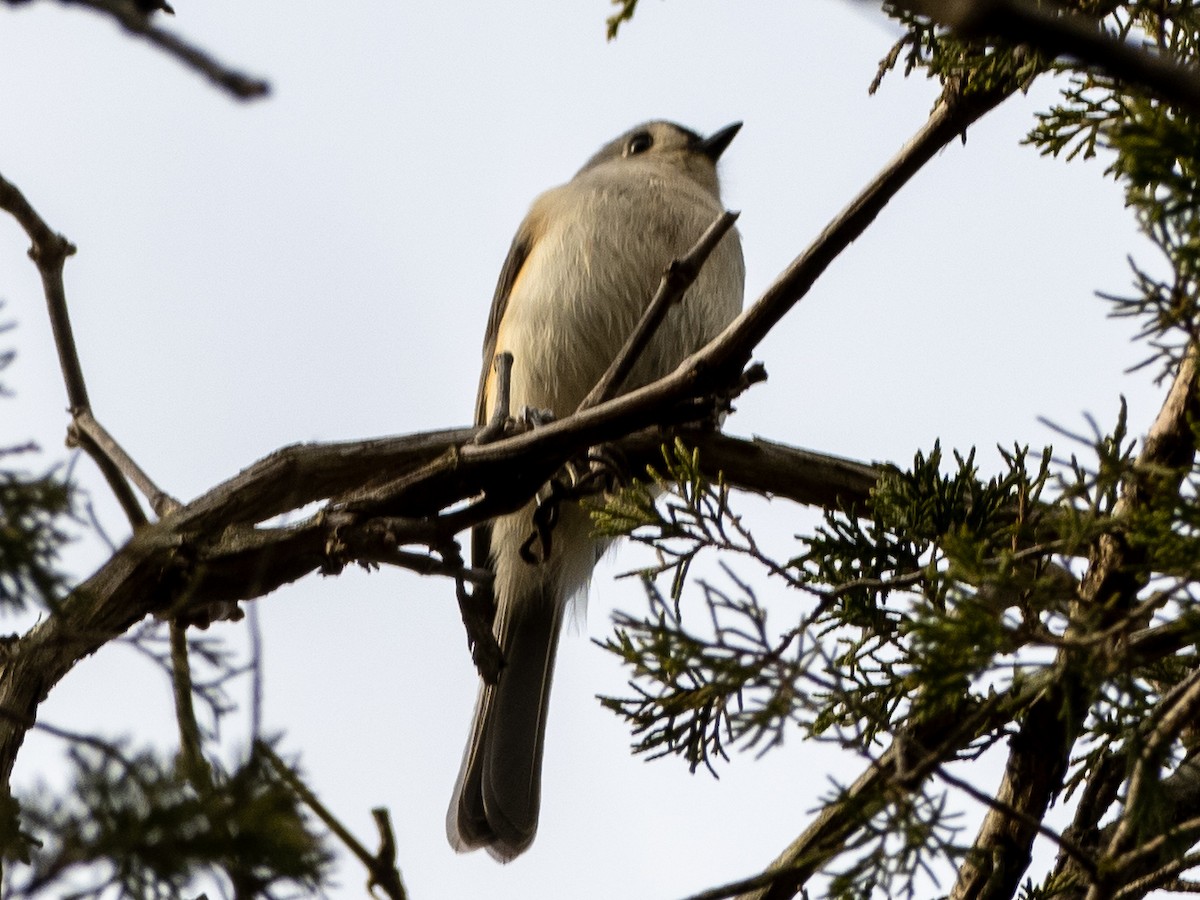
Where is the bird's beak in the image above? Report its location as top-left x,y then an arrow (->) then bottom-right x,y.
697,121 -> 743,161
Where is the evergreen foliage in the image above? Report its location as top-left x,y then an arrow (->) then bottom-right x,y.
595,4 -> 1200,897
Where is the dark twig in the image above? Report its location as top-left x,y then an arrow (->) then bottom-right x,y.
687,84 -> 1012,396
0,169 -> 176,526
27,717 -> 138,770
0,173 -> 86,412
933,763 -> 1097,878
578,210 -> 740,412
259,743 -> 407,900
10,0 -> 271,100
169,622 -> 212,789
677,866 -> 804,900
473,351 -> 514,445
71,409 -> 180,515
1111,850 -> 1200,900
894,0 -> 1200,115
368,808 -> 407,900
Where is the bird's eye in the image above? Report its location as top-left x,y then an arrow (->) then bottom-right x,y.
625,132 -> 653,156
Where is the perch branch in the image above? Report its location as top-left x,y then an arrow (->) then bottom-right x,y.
72,409 -> 179,516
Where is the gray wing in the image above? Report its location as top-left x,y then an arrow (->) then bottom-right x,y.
454,218 -> 536,850
471,221 -> 536,580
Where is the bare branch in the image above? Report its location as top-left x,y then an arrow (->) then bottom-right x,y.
0,169 -> 176,526
933,763 -> 1096,879
694,80 -> 1011,388
630,431 -> 880,511
1112,849 -> 1200,900
259,743 -> 407,900
734,696 -> 1013,900
5,0 -> 269,100
71,410 -> 180,516
169,622 -> 212,789
678,866 -> 803,900
0,172 -> 86,411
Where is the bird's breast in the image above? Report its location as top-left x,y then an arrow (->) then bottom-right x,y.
488,177 -> 744,420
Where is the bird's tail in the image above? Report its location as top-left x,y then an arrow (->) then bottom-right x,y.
446,582 -> 565,861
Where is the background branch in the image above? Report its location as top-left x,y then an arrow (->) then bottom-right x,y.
260,744 -> 407,900
893,0 -> 1200,114
4,0 -> 270,100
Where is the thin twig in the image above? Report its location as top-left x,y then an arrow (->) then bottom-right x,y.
578,209 -> 740,412
933,763 -> 1097,877
27,717 -> 135,767
247,602 -> 264,745
677,866 -> 802,900
0,169 -> 176,526
0,172 -> 87,412
169,622 -> 212,789
368,808 -> 408,900
22,0 -> 272,100
72,409 -> 180,515
1110,814 -> 1200,875
698,83 -> 1012,389
259,742 -> 407,900
1112,850 -> 1200,900
473,351 -> 514,444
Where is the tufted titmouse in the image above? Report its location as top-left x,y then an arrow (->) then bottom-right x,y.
447,120 -> 746,861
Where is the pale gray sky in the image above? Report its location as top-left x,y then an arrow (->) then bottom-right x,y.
0,2 -> 1162,897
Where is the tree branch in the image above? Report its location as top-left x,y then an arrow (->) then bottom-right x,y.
259,743 -> 407,900
0,405 -> 889,787
4,0 -> 270,100
734,695 -> 1016,900
0,170 -> 176,525
893,0 -> 1200,115
1055,753 -> 1200,899
693,79 -> 1011,388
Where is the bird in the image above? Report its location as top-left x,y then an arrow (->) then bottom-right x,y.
447,120 -> 746,861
